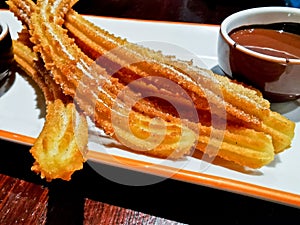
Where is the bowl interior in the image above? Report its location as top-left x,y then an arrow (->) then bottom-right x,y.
220,7 -> 300,63
222,7 -> 300,35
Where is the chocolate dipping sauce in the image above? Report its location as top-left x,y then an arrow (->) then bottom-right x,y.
229,22 -> 300,60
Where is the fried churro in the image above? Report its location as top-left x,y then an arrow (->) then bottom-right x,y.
64,9 -> 295,154
7,0 -> 296,172
13,34 -> 88,181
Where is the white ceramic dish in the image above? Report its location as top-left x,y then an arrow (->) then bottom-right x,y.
0,10 -> 299,207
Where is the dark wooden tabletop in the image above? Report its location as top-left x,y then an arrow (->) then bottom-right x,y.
1,0 -> 300,224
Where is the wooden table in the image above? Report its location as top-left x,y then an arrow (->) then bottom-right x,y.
2,139 -> 300,225
1,0 -> 300,224
0,174 -> 184,224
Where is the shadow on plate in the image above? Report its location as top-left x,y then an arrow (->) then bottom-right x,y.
210,64 -> 226,76
88,125 -> 275,176
0,68 -> 15,98
15,66 -> 47,119
192,150 -> 263,175
271,100 -> 300,122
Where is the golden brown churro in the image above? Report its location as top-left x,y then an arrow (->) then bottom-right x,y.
7,0 -> 296,174
13,35 -> 88,181
65,10 -> 294,154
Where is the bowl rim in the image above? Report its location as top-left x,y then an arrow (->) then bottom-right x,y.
220,6 -> 300,64
0,20 -> 8,41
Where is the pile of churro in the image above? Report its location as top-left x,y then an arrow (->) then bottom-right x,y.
7,0 -> 295,181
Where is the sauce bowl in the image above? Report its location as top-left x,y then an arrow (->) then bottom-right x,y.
0,20 -> 13,82
217,7 -> 300,102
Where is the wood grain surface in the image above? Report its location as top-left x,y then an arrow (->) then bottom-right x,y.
0,174 -> 185,224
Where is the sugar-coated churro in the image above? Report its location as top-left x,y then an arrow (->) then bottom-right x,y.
65,9 -> 294,154
6,0 -> 296,175
13,34 -> 88,181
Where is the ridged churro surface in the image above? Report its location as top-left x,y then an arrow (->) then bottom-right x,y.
6,0 -> 296,179
13,35 -> 88,181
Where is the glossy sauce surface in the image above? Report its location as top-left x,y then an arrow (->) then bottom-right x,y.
229,23 -> 300,60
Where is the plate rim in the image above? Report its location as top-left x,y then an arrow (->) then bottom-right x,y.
1,129 -> 300,208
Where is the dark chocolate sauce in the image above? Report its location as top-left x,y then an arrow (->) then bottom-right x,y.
229,22 -> 300,60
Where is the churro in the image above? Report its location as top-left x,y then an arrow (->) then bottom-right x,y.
13,34 -> 88,181
7,0 -> 296,171
65,9 -> 295,154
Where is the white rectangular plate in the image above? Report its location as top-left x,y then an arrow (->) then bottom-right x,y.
0,10 -> 300,207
